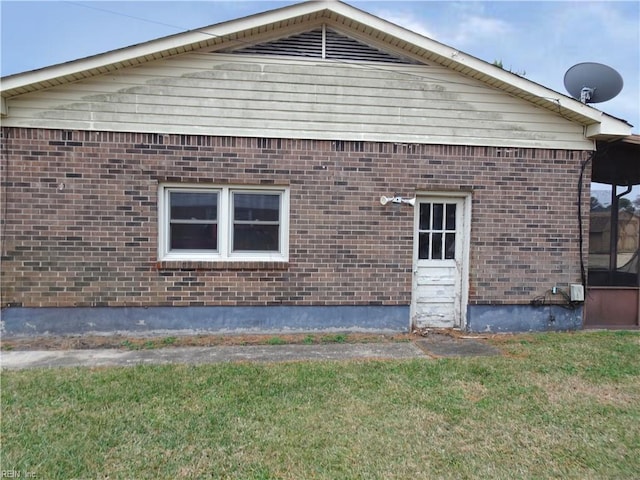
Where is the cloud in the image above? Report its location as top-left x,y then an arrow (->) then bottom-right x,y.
372,9 -> 435,38
373,7 -> 513,51
551,2 -> 639,45
374,5 -> 513,51
444,15 -> 514,47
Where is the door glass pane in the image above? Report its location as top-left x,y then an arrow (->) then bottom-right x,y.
170,192 -> 217,220
433,203 -> 444,230
234,193 -> 280,221
418,233 -> 430,259
233,224 -> 279,251
445,233 -> 456,259
170,224 -> 217,250
431,233 -> 443,259
419,203 -> 431,230
446,204 -> 456,230
418,201 -> 459,261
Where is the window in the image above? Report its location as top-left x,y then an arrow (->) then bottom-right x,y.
232,192 -> 281,252
418,202 -> 457,260
169,191 -> 218,251
159,185 -> 289,262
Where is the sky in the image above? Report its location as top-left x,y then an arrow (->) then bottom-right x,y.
1,0 -> 639,134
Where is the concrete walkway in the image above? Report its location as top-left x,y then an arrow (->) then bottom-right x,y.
1,335 -> 502,370
1,343 -> 426,370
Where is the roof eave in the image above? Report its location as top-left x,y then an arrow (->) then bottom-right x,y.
586,113 -> 633,140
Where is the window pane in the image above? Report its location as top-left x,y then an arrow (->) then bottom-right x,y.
588,185 -> 611,285
418,233 -> 430,259
431,232 -> 443,259
615,192 -> 639,286
446,204 -> 456,230
445,233 -> 456,259
234,193 -> 280,221
170,192 -> 217,220
419,204 -> 431,231
170,224 -> 217,250
233,224 -> 279,251
433,203 -> 444,230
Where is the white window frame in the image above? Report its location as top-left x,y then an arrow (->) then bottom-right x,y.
158,184 -> 289,262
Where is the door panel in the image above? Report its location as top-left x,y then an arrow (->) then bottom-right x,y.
412,197 -> 466,329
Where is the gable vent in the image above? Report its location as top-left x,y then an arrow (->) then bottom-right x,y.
234,30 -> 323,58
223,27 -> 419,64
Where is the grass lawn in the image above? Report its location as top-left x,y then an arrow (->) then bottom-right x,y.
1,330 -> 639,479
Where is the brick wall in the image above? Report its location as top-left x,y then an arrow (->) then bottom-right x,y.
0,127 -> 591,308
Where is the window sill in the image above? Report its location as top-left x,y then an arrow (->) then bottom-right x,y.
156,260 -> 289,271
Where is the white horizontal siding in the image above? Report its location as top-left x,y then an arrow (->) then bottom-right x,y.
3,53 -> 592,149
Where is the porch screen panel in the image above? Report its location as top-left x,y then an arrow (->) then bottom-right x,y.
588,185 -> 639,286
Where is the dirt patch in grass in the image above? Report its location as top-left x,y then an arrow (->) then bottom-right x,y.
454,379 -> 489,403
532,373 -> 639,407
0,332 -> 415,351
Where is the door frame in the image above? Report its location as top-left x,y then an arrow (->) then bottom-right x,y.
410,191 -> 472,330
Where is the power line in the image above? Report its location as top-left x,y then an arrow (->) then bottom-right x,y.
64,1 -> 190,32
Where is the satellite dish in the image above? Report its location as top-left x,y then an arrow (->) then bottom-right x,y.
564,62 -> 623,104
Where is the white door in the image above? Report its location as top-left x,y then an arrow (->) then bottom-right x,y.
412,197 -> 467,329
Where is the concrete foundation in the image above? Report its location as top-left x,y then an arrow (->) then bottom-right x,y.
1,305 -> 410,338
467,304 -> 583,333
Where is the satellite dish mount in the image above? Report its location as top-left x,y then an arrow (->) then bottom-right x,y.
580,87 -> 595,104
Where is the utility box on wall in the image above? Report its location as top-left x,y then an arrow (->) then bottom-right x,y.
570,284 -> 585,302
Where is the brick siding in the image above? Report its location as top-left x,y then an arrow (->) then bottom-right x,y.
0,127 -> 591,308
